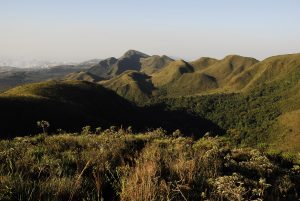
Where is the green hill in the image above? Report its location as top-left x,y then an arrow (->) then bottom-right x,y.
140,55 -> 174,74
101,70 -> 155,102
0,80 -> 222,138
65,71 -> 104,82
148,53 -> 300,152
1,52 -> 300,153
0,65 -> 92,91
88,57 -> 118,78
229,53 -> 300,91
88,50 -> 149,78
87,50 -> 175,78
151,60 -> 194,87
0,80 -> 138,137
102,55 -> 259,99
200,55 -> 259,86
164,72 -> 218,96
189,57 -> 218,71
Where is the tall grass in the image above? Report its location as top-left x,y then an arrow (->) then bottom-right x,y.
0,128 -> 299,200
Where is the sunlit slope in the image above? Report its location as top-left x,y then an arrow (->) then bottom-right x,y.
229,53 -> 300,90
140,55 -> 174,74
65,71 -> 103,82
151,60 -> 194,87
101,70 -> 155,102
150,55 -> 257,96
88,50 -> 149,78
189,57 -> 219,71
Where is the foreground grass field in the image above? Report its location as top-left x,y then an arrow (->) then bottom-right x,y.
0,128 -> 299,201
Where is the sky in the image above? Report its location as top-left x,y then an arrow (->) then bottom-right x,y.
0,0 -> 300,63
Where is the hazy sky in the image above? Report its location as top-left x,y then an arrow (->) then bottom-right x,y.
0,0 -> 300,62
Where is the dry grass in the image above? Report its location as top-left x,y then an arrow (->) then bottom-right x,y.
0,129 -> 299,200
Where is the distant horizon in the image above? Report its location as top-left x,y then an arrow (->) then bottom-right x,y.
1,49 -> 300,68
1,0 -> 300,63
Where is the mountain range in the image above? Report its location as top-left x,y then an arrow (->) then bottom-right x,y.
0,50 -> 299,154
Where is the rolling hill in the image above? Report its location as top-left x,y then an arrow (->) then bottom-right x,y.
140,55 -> 174,74
1,51 -> 300,153
151,60 -> 194,87
199,55 -> 258,86
0,80 -> 138,137
229,53 -> 300,91
189,57 -> 218,71
88,50 -> 149,78
98,52 -> 300,153
0,64 -> 92,91
98,55 -> 259,100
0,80 -> 222,138
65,71 -> 104,82
100,70 -> 155,102
148,53 -> 300,152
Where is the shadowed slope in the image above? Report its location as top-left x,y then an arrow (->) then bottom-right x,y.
201,55 -> 259,86
101,70 -> 155,102
88,57 -> 118,78
0,80 -> 137,137
189,57 -> 218,71
0,65 -> 91,91
0,80 -> 223,138
88,50 -> 149,78
65,71 -> 104,82
140,55 -> 174,74
100,55 -> 259,99
148,53 -> 300,151
151,60 -> 194,87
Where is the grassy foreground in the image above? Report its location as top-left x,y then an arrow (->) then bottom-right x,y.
0,128 -> 299,201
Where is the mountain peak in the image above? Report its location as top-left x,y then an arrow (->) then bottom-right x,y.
122,50 -> 149,58
223,54 -> 258,62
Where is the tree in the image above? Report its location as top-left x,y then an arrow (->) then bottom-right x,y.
37,120 -> 50,134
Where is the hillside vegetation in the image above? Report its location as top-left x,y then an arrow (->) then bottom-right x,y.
148,61 -> 300,152
100,71 -> 155,102
0,129 -> 299,201
1,52 -> 300,152
73,51 -> 173,82
0,80 -> 223,138
65,71 -> 103,82
88,50 -> 149,78
0,51 -> 300,200
101,53 -> 260,100
0,65 -> 91,91
101,53 -> 300,153
140,55 -> 174,74
0,80 -> 138,137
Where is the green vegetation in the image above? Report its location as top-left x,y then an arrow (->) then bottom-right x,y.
149,89 -> 282,146
1,51 -> 300,200
65,71 -> 103,82
88,50 -> 149,78
140,55 -> 174,74
0,79 -> 223,138
146,54 -> 300,152
100,71 -> 155,102
0,80 -> 139,137
98,52 -> 300,153
0,65 -> 90,92
0,128 -> 299,200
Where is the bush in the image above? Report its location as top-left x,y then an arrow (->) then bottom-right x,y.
0,131 -> 299,200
